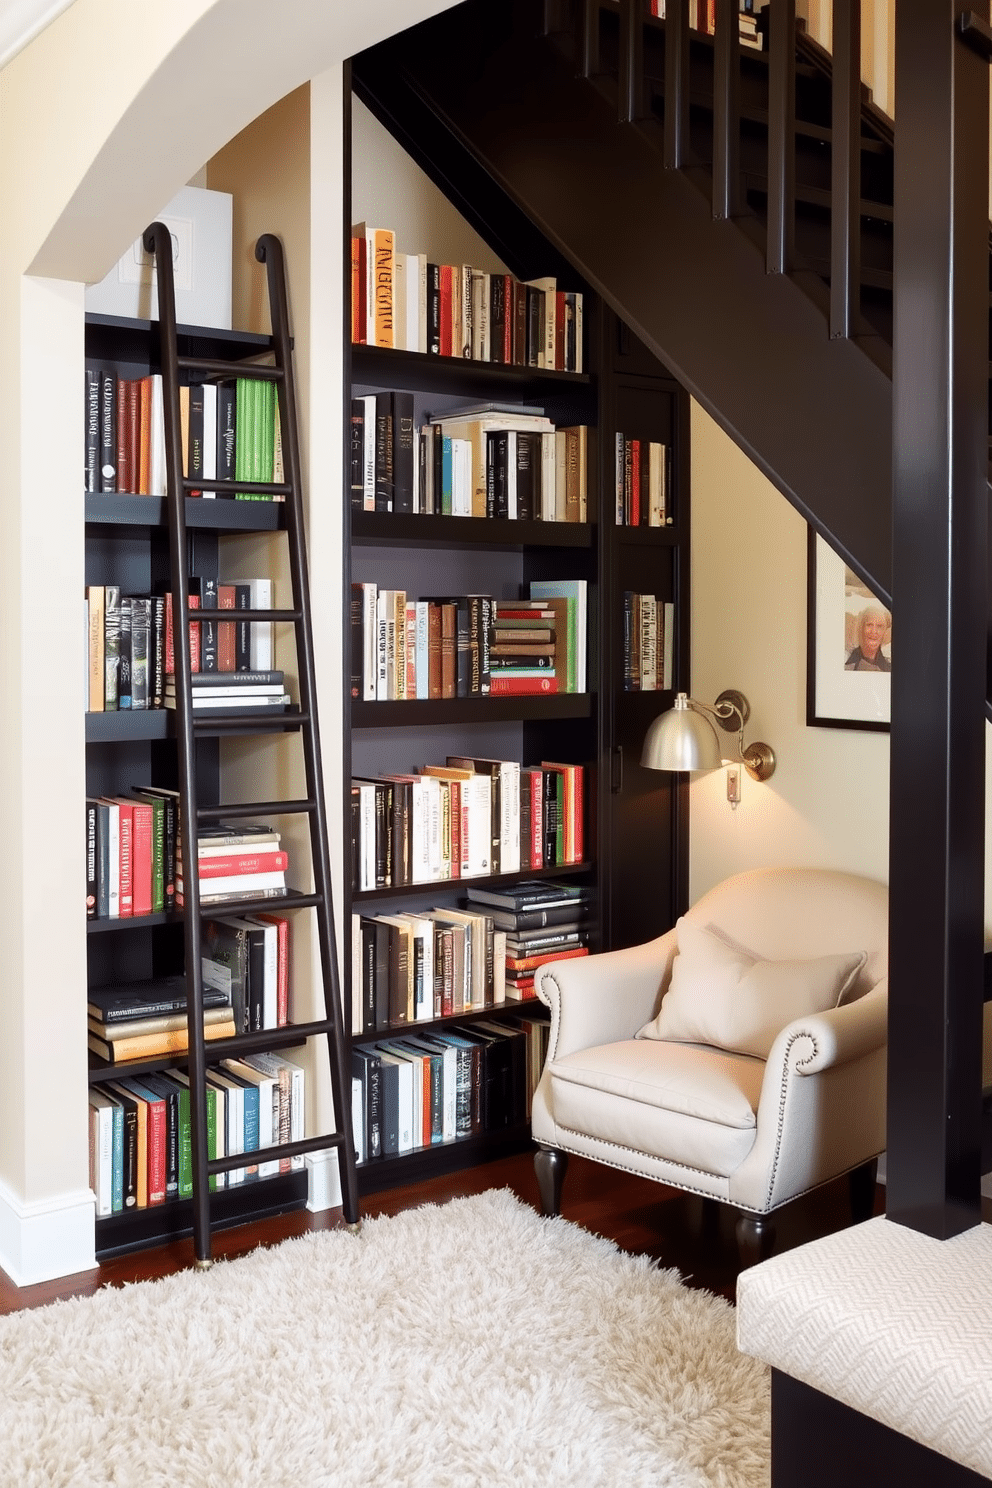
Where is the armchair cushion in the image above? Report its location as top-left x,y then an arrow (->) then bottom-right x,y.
637,918 -> 867,1059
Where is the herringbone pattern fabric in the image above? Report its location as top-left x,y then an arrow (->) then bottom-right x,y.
736,1215 -> 992,1480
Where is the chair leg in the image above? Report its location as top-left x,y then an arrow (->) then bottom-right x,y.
736,1209 -> 775,1268
848,1157 -> 879,1224
534,1146 -> 569,1217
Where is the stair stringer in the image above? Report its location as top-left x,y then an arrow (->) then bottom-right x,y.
355,17 -> 893,607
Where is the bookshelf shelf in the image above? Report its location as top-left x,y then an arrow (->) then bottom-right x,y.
355,1121 -> 537,1195
84,493 -> 285,532
351,695 -> 593,728
86,886 -> 323,934
94,1171 -> 308,1260
85,710 -> 172,742
614,525 -> 679,547
351,859 -> 592,905
351,343 -> 592,399
351,511 -> 594,549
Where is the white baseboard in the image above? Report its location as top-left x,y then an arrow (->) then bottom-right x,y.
305,1150 -> 343,1212
0,1177 -> 96,1287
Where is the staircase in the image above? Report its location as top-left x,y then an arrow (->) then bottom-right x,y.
351,0 -> 989,660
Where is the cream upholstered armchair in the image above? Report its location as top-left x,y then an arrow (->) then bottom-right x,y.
532,867 -> 888,1264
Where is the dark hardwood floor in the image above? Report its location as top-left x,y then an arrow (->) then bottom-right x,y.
0,1150 -> 886,1316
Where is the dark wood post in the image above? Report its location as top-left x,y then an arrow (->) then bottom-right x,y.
619,0 -> 645,122
887,0 -> 989,1240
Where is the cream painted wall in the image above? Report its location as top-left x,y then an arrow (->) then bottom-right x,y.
687,400 -> 890,903
0,0 -> 460,1281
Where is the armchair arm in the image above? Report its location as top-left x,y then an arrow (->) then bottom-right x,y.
537,930 -> 676,1061
730,980 -> 888,1212
767,978 -> 888,1077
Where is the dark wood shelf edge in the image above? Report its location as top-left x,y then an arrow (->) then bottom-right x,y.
84,493 -> 285,531
93,1170 -> 307,1260
351,342 -> 591,390
356,1122 -> 536,1197
351,858 -> 593,904
352,512 -> 594,548
351,694 -> 594,726
87,888 -> 321,934
351,998 -> 548,1046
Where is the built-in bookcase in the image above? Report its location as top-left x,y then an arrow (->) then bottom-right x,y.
344,71 -> 692,1195
83,314 -> 310,1257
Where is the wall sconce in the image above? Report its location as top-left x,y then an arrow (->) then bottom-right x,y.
641,690 -> 776,781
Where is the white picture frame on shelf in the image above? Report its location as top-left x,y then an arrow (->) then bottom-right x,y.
807,528 -> 891,731
85,186 -> 233,330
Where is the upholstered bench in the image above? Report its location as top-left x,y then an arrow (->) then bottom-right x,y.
737,1216 -> 992,1485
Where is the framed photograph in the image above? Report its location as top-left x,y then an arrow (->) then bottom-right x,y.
807,528 -> 891,731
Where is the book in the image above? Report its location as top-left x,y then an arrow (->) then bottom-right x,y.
88,1017 -> 237,1065
86,975 -> 231,1024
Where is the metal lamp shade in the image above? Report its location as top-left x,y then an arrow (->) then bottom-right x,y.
641,693 -> 724,772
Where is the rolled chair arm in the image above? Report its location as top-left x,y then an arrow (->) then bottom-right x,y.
537,930 -> 676,1061
767,978 -> 888,1077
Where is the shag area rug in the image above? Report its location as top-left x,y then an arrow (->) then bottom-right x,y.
0,1189 -> 769,1488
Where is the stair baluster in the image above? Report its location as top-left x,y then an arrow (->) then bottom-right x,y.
713,0 -> 742,219
664,0 -> 690,168
619,0 -> 646,121
767,0 -> 797,273
830,0 -> 863,338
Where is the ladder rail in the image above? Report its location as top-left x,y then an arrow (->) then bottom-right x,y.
256,232 -> 361,1229
142,220 -> 215,1266
143,223 -> 360,1264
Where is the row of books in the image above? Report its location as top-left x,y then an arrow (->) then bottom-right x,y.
84,369 -> 283,499
350,582 -> 588,702
85,577 -> 275,712
649,0 -> 761,48
351,881 -> 594,1033
467,878 -> 593,1000
623,594 -> 676,692
88,1050 -> 304,1214
351,758 -> 586,893
350,396 -> 588,522
614,434 -> 672,527
352,225 -> 584,373
351,1012 -> 550,1161
85,804 -> 289,921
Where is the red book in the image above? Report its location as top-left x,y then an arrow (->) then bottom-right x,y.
351,234 -> 366,345
439,266 -> 453,357
488,675 -> 559,696
257,913 -> 290,1025
630,440 -> 641,526
188,592 -> 201,673
116,800 -> 134,917
130,800 -> 153,916
505,946 -> 590,972
190,850 -> 289,879
115,375 -> 128,491
501,275 -> 513,363
164,591 -> 174,676
133,1085 -> 167,1206
217,584 -> 236,672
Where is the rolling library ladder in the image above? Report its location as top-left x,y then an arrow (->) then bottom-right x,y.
144,222 -> 359,1264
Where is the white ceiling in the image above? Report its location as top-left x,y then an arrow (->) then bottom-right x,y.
0,0 -> 77,69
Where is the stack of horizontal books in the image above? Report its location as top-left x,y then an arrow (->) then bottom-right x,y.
466,880 -> 593,1001
176,823 -> 288,908
87,975 -> 235,1066
164,669 -> 290,714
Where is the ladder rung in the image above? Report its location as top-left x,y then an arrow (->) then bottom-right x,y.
206,1131 -> 346,1177
183,608 -> 301,622
177,356 -> 285,380
182,477 -> 292,497
197,799 -> 318,819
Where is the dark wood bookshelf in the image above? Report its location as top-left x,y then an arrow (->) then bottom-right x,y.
351,695 -> 593,727
93,1171 -> 307,1260
614,524 -> 679,547
351,511 -> 594,549
351,342 -> 592,398
85,709 -> 171,743
86,886 -> 322,934
84,493 -> 285,531
351,858 -> 592,904
86,1016 -> 333,1084
355,1120 -> 537,1195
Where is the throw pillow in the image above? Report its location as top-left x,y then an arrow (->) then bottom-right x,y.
637,918 -> 867,1058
